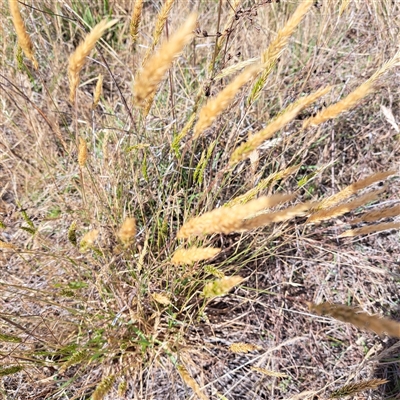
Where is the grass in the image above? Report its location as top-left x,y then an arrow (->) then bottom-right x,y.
1,0 -> 400,399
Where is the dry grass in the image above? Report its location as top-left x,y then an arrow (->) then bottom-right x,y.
1,1 -> 400,399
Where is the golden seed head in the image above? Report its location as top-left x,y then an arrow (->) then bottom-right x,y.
171,247 -> 220,265
78,137 -> 88,167
203,276 -> 244,298
117,217 -> 137,245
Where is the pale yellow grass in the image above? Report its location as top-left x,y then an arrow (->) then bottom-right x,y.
117,217 -> 137,245
251,367 -> 288,378
316,170 -> 395,210
351,204 -> 400,223
248,0 -> 313,103
306,187 -> 386,224
78,137 -> 88,167
133,13 -> 196,106
193,64 -> 262,139
142,0 -> 175,64
230,86 -> 332,164
130,0 -> 144,43
242,202 -> 314,230
171,246 -> 221,265
229,343 -> 262,353
9,0 -> 38,69
68,19 -> 118,103
339,221 -> 400,238
225,166 -> 300,207
203,276 -> 244,298
177,365 -> 209,400
309,302 -> 400,338
303,50 -> 400,128
92,74 -> 103,109
177,194 -> 294,238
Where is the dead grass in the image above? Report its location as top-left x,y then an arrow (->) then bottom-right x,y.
0,1 -> 400,399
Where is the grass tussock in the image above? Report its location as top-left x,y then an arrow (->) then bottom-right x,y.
1,1 -> 400,398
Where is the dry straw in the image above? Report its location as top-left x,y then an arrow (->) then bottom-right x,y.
351,204 -> 400,223
78,137 -> 88,167
309,302 -> 400,338
230,86 -> 332,164
130,0 -> 144,43
339,221 -> 400,238
203,276 -> 244,298
193,64 -> 262,139
92,74 -> 103,109
117,217 -> 136,245
229,343 -> 262,353
171,246 -> 221,265
177,365 -> 209,400
330,378 -> 388,399
177,194 -> 293,238
316,170 -> 395,210
249,0 -> 313,104
133,13 -> 197,106
68,19 -> 118,103
306,187 -> 386,224
9,0 -> 38,69
303,50 -> 400,128
251,367 -> 288,378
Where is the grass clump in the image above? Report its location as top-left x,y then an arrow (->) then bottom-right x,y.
1,1 -> 399,398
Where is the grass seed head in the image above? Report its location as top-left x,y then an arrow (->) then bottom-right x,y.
317,170 -> 396,210
231,86 -> 332,164
307,187 -> 387,224
130,0 -> 144,43
68,19 -> 118,103
92,374 -> 115,400
229,343 -> 262,353
80,229 -> 99,252
117,217 -> 137,245
92,74 -> 103,109
193,64 -> 262,139
171,246 -> 221,265
177,194 -> 294,238
203,276 -> 244,298
339,221 -> 400,238
303,50 -> 400,128
309,302 -> 400,338
9,0 -> 38,69
133,13 -> 197,106
177,365 -> 209,400
250,366 -> 288,378
78,137 -> 88,167
330,378 -> 388,398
